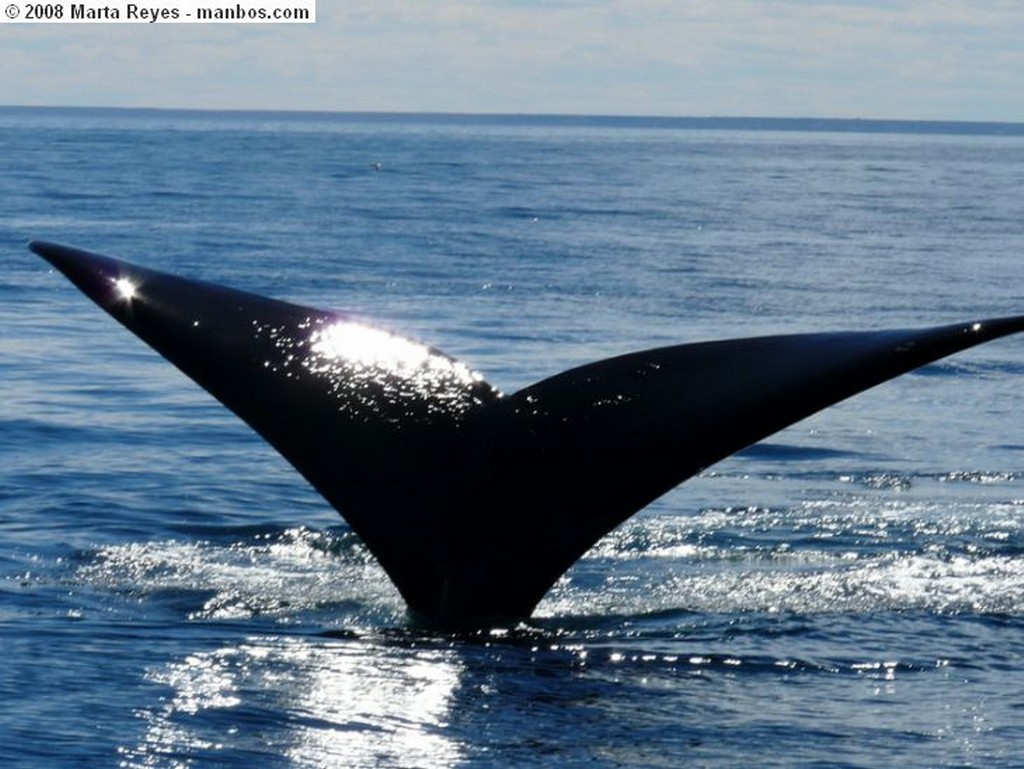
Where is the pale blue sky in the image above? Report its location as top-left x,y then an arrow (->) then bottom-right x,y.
3,1 -> 1023,121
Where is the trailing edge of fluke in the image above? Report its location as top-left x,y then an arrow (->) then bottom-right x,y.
29,240 -> 1024,626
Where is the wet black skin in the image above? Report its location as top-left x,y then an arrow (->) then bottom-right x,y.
29,241 -> 1024,627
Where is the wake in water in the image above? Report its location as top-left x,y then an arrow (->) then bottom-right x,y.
42,483 -> 1024,628
47,503 -> 1022,768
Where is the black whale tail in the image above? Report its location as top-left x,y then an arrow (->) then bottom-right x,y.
29,240 -> 1024,626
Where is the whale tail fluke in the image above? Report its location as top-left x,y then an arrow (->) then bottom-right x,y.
29,240 -> 1024,626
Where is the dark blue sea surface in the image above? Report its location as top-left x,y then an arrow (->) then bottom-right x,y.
2,108 -> 1024,767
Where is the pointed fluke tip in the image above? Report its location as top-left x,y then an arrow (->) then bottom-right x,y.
29,240 -> 142,310
30,240 -> 123,275
29,239 -> 89,265
959,314 -> 1024,344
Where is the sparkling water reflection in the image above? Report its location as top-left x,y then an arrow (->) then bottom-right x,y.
123,636 -> 465,768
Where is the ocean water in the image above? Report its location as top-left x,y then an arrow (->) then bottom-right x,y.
2,107 -> 1024,767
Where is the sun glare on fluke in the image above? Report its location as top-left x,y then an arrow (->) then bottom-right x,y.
113,276 -> 138,302
28,240 -> 1024,627
312,322 -> 432,370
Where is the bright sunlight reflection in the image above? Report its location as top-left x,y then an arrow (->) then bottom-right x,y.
311,322 -> 436,371
124,636 -> 465,767
113,276 -> 138,302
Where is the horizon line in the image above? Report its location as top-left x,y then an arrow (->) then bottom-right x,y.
3,104 -> 1024,133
